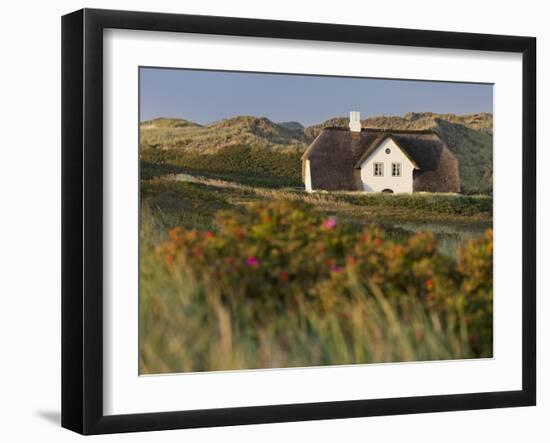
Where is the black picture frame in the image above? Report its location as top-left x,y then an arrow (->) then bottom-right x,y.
62,8 -> 536,435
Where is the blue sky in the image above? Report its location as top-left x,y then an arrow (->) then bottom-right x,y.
139,67 -> 493,126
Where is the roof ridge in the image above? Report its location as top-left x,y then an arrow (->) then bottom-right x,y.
321,127 -> 436,134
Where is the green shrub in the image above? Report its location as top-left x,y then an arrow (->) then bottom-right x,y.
341,192 -> 492,217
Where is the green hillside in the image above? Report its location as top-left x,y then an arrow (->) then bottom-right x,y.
433,119 -> 493,194
277,121 -> 305,131
140,112 -> 493,193
140,116 -> 307,153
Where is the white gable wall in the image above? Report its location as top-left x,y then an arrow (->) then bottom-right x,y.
304,159 -> 313,192
359,138 -> 416,193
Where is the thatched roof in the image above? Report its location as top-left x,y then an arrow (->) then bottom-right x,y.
302,128 -> 460,193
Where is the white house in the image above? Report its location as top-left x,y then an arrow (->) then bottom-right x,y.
301,111 -> 460,194
356,137 -> 417,193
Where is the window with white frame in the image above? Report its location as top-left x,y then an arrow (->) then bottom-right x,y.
392,163 -> 402,177
374,162 -> 384,176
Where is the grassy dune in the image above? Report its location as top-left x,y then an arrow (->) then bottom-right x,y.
141,144 -> 302,187
140,112 -> 493,194
142,174 -> 492,231
140,116 -> 307,153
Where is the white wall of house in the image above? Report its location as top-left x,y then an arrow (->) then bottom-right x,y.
304,159 -> 313,192
359,138 -> 416,193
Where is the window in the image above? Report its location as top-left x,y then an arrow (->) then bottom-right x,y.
374,162 -> 384,176
392,163 -> 402,177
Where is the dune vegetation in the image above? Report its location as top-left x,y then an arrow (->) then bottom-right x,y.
140,198 -> 492,374
140,112 -> 493,193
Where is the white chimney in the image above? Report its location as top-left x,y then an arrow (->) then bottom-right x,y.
349,111 -> 361,132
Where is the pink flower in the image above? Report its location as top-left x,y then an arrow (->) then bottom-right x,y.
246,256 -> 259,267
330,265 -> 342,273
323,217 -> 337,229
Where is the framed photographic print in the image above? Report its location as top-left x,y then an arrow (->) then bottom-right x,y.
61,8 -> 536,434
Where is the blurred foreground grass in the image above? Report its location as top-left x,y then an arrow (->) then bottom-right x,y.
139,199 -> 492,374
